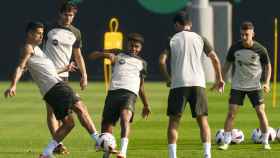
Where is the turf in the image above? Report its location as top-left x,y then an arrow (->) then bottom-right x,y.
0,81 -> 280,158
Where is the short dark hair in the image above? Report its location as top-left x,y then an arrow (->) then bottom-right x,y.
60,2 -> 78,14
241,21 -> 254,30
173,11 -> 191,25
25,21 -> 44,33
127,33 -> 144,45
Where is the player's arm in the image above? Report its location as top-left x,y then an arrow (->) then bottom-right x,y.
88,50 -> 116,64
73,48 -> 88,90
202,37 -> 225,92
57,61 -> 78,74
159,49 -> 171,87
261,48 -> 272,93
4,45 -> 33,98
139,78 -> 151,119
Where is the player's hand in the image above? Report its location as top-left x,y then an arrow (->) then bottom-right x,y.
263,83 -> 270,93
67,61 -> 78,72
142,106 -> 151,119
210,79 -> 225,93
80,77 -> 88,90
4,87 -> 16,98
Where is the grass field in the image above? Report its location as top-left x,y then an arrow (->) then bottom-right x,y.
1,81 -> 280,158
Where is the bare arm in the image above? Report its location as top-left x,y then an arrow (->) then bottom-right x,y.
4,45 -> 33,98
208,51 -> 225,92
139,78 -> 151,119
88,51 -> 116,64
159,49 -> 171,87
263,63 -> 272,93
73,48 -> 88,90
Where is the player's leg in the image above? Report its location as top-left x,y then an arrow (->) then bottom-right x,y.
189,87 -> 211,158
72,101 -> 99,142
117,90 -> 137,158
166,87 -> 187,158
117,108 -> 133,158
196,116 -> 211,158
219,89 -> 244,150
40,113 -> 75,158
249,90 -> 270,149
167,115 -> 181,158
101,90 -> 121,158
46,104 -> 68,155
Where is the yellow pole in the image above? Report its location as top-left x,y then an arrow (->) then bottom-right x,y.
273,18 -> 278,108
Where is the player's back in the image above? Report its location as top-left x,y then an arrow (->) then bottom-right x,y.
27,46 -> 61,96
169,31 -> 206,88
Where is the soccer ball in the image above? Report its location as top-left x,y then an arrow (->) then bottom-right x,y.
98,132 -> 117,152
231,129 -> 244,144
267,127 -> 276,142
251,127 -> 276,144
251,128 -> 262,144
275,128 -> 280,141
215,129 -> 224,145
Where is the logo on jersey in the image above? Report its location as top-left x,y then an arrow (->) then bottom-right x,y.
52,39 -> 58,46
119,59 -> 126,64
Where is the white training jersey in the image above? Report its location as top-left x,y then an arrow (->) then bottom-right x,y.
27,46 -> 61,96
169,31 -> 213,89
109,53 -> 147,95
44,24 -> 82,77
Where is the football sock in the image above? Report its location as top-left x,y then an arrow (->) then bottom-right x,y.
203,142 -> 211,157
262,132 -> 269,144
120,137 -> 129,155
91,132 -> 99,142
168,144 -> 177,158
224,131 -> 232,144
42,139 -> 59,156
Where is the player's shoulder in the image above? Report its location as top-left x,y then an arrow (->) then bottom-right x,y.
21,44 -> 34,55
252,41 -> 267,52
68,25 -> 81,34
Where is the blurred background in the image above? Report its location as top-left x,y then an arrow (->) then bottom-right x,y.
0,0 -> 279,81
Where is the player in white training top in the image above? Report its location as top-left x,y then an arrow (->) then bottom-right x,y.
159,12 -> 224,158
4,21 -> 99,158
89,33 -> 151,158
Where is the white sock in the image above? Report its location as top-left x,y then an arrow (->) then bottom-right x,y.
120,138 -> 129,155
91,132 -> 99,143
224,131 -> 232,144
262,132 -> 269,144
203,142 -> 211,157
42,139 -> 59,156
168,144 -> 176,158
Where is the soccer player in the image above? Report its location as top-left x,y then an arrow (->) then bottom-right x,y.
43,2 -> 88,154
218,21 -> 272,150
89,33 -> 151,158
159,12 -> 224,158
4,21 -> 99,158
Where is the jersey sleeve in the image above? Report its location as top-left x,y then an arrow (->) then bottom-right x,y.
140,60 -> 148,79
73,30 -> 82,48
226,45 -> 236,62
201,36 -> 214,56
259,47 -> 270,64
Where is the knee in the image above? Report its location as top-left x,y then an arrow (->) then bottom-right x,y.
227,112 -> 236,119
73,101 -> 87,114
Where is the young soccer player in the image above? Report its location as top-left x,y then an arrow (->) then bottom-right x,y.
159,12 -> 224,158
89,33 -> 151,158
4,21 -> 99,158
43,2 -> 88,154
218,21 -> 272,150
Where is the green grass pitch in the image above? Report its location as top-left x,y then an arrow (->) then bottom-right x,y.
0,82 -> 280,158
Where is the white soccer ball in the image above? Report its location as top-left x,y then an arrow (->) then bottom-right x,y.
252,128 -> 262,144
231,129 -> 245,144
267,127 -> 276,142
215,129 -> 224,145
98,132 -> 117,152
275,128 -> 280,141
